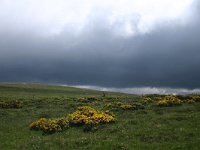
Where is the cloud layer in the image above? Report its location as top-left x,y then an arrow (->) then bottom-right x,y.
0,0 -> 200,90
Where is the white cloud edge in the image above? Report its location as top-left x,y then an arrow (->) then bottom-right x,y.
60,85 -> 200,94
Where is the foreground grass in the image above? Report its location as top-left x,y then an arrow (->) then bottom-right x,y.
0,83 -> 200,150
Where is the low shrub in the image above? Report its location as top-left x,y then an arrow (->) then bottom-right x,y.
105,102 -> 144,110
156,96 -> 182,107
176,95 -> 200,104
142,97 -> 153,104
30,106 -> 115,133
0,100 -> 23,109
29,118 -> 69,133
186,99 -> 195,104
87,97 -> 98,101
68,106 -> 115,126
190,95 -> 200,102
77,97 -> 98,103
78,97 -> 88,103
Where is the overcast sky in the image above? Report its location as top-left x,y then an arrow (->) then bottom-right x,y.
0,0 -> 200,93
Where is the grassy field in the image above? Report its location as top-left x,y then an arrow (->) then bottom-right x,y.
0,83 -> 200,150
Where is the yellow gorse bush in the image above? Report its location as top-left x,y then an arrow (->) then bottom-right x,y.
142,97 -> 153,104
68,106 -> 115,125
29,118 -> 69,133
78,97 -> 86,102
143,95 -> 200,106
189,95 -> 200,102
105,102 -> 144,110
156,96 -> 182,107
116,102 -> 133,110
30,106 -> 115,133
186,99 -> 195,104
178,95 -> 200,104
0,100 -> 23,109
142,95 -> 200,106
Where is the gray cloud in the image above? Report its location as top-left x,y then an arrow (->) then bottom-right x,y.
0,0 -> 200,90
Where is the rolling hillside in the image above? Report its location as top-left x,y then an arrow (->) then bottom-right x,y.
0,83 -> 200,150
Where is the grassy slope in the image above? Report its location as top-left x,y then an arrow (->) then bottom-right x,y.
0,83 -> 200,150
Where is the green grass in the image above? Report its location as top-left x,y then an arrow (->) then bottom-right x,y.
0,83 -> 200,150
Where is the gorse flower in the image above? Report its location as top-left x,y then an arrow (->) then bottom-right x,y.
156,96 -> 182,107
68,106 -> 115,125
29,118 -> 69,133
30,106 -> 115,133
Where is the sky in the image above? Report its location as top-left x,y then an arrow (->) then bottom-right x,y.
0,0 -> 200,94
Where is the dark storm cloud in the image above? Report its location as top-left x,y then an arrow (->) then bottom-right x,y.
0,0 -> 200,89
